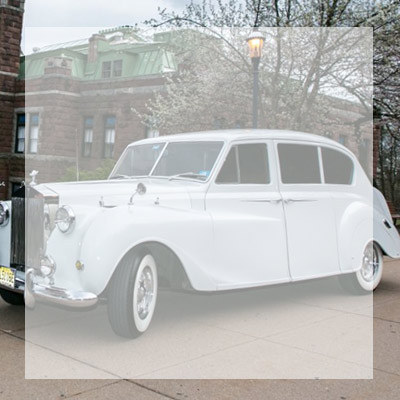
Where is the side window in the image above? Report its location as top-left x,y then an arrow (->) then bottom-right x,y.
278,143 -> 321,184
216,147 -> 238,184
322,147 -> 354,184
216,143 -> 270,184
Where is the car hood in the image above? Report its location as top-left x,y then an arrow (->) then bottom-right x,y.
35,178 -> 202,209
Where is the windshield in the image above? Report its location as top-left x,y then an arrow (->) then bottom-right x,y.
110,140 -> 224,181
151,141 -> 224,181
110,142 -> 165,179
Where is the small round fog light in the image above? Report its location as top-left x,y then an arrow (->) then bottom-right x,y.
40,256 -> 56,278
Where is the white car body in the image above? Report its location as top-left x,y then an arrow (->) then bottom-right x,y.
1,130 -> 400,322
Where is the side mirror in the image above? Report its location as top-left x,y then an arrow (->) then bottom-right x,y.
136,182 -> 146,195
128,182 -> 147,205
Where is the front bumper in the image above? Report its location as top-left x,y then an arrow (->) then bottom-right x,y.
24,269 -> 98,308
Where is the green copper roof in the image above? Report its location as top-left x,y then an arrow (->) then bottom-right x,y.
21,27 -> 178,80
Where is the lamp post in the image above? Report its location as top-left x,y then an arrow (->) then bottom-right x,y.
247,30 -> 265,129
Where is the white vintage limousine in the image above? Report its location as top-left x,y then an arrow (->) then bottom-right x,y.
0,130 -> 399,338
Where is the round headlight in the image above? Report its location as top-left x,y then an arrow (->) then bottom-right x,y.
0,202 -> 10,227
55,205 -> 75,233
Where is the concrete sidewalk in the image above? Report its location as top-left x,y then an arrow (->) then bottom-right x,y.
1,259 -> 399,399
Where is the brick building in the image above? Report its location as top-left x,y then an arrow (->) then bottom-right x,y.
0,23 -> 184,199
20,26 -> 180,187
0,12 -> 375,200
0,0 -> 24,200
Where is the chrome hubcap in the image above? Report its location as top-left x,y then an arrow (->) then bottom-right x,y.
360,244 -> 379,283
136,266 -> 154,320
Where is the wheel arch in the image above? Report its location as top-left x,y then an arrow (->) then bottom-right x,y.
102,240 -> 194,297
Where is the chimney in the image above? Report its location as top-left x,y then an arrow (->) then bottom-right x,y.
88,34 -> 106,63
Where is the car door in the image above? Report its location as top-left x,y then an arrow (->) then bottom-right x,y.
276,141 -> 340,280
320,145 -> 373,271
206,141 -> 290,290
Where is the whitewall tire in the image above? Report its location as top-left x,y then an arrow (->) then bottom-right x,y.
356,241 -> 383,291
108,248 -> 158,338
339,241 -> 383,294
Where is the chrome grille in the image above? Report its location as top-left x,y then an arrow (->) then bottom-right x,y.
11,187 -> 45,271
11,196 -> 25,270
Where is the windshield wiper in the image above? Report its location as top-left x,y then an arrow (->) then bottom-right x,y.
168,172 -> 207,181
109,174 -> 132,180
110,174 -> 151,180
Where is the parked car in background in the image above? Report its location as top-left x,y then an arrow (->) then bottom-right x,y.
1,130 -> 399,338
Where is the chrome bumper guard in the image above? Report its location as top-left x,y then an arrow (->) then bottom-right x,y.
25,269 -> 98,308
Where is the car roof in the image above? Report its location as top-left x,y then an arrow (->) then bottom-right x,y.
129,129 -> 348,151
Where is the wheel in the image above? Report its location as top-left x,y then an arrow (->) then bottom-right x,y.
0,288 -> 25,306
338,241 -> 383,294
107,248 -> 158,338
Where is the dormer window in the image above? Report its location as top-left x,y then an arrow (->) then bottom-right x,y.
102,60 -> 123,78
102,61 -> 112,78
113,60 -> 123,77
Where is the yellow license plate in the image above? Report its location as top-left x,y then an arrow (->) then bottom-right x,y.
0,266 -> 16,289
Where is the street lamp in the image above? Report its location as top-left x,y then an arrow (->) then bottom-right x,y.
247,30 -> 265,129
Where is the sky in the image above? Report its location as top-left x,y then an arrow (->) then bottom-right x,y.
22,0 -> 188,54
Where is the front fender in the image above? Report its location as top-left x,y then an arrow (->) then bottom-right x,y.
77,204 -> 217,295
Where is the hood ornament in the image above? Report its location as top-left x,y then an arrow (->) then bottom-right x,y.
128,182 -> 147,205
29,170 -> 39,186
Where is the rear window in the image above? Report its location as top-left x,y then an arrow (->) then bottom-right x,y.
278,143 -> 321,184
322,147 -> 354,185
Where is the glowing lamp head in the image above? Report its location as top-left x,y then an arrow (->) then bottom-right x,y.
246,30 -> 265,59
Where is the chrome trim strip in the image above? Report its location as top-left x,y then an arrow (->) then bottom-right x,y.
241,198 -> 282,203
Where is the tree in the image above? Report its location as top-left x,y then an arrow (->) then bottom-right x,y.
140,0 -> 399,203
138,27 -> 372,133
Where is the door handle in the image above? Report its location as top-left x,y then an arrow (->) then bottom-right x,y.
283,198 -> 317,204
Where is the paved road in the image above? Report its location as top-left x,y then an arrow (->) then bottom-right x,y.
1,259 -> 399,399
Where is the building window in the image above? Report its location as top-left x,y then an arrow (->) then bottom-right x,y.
234,119 -> 244,129
15,113 -> 25,153
14,112 -> 40,154
104,116 -> 116,158
102,61 -> 112,78
358,138 -> 371,174
28,113 -> 39,154
102,60 -> 123,78
213,117 -> 226,130
11,182 -> 23,195
82,117 -> 94,157
338,135 -> 346,146
113,60 -> 123,77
